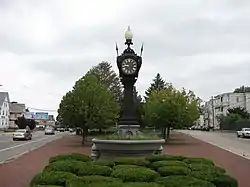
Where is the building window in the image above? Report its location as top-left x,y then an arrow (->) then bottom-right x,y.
220,107 -> 223,112
221,97 -> 223,102
236,97 -> 239,103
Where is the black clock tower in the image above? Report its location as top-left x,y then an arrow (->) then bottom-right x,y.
116,26 -> 142,127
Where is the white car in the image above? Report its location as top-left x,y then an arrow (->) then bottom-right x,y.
237,128 -> 250,138
13,129 -> 32,141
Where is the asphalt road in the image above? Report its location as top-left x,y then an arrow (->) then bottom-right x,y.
0,131 -> 69,163
178,130 -> 250,160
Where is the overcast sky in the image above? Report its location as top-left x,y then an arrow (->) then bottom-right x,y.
0,0 -> 250,116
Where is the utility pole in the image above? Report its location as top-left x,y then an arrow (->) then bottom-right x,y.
243,92 -> 247,109
211,96 -> 215,130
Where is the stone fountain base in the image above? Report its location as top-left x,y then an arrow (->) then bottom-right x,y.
91,125 -> 164,160
91,139 -> 164,160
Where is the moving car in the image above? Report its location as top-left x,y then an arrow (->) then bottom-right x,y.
45,127 -> 55,135
13,129 -> 32,141
237,128 -> 250,138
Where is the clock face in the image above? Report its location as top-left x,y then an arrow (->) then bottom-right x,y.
121,58 -> 137,75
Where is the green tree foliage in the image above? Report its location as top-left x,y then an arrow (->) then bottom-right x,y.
86,61 -> 123,102
145,73 -> 167,99
227,107 -> 250,119
233,86 -> 250,93
144,85 -> 199,141
57,74 -> 120,144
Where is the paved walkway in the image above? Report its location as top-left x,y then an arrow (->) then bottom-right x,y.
178,130 -> 250,160
0,135 -> 91,187
0,132 -> 249,187
165,132 -> 250,187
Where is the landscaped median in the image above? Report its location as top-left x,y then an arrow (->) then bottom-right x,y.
29,153 -> 238,187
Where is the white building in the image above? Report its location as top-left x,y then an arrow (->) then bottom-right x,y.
204,92 -> 250,129
0,92 -> 10,130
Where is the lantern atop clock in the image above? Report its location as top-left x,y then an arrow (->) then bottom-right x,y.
116,26 -> 142,79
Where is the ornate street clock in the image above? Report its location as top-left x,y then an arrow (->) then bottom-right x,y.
116,26 -> 143,126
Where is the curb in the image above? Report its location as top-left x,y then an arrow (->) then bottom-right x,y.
0,135 -> 66,165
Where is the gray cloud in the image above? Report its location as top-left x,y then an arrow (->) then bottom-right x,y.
1,0 -> 250,113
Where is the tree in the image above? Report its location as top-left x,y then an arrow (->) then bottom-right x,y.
58,74 -> 120,144
227,107 -> 250,119
144,85 -> 199,142
145,73 -> 167,99
234,86 -> 250,93
14,116 -> 36,130
86,61 -> 123,102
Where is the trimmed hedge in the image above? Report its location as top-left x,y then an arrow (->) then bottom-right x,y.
156,175 -> 216,187
183,157 -> 214,165
189,163 -> 226,174
157,166 -> 191,176
111,166 -> 160,182
30,171 -> 77,186
150,160 -> 189,170
78,175 -> 122,183
44,160 -> 88,175
94,160 -> 115,168
146,154 -> 187,162
78,164 -> 113,176
33,186 -> 62,187
30,153 -> 238,187
49,153 -> 92,163
114,157 -> 150,166
113,165 -> 145,170
122,182 -> 163,187
212,174 -> 238,187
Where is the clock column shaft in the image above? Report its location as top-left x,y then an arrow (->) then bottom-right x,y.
119,78 -> 138,126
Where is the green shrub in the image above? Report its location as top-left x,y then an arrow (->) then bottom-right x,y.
30,171 -> 77,186
190,170 -> 223,182
114,157 -> 150,166
94,160 -> 115,168
156,175 -> 216,187
113,165 -> 144,170
33,186 -> 62,187
44,160 -> 88,175
211,174 -> 238,187
122,182 -> 164,187
66,176 -> 123,187
157,166 -> 191,176
149,160 -> 188,170
66,179 -> 122,187
183,157 -> 214,165
49,153 -> 92,163
111,166 -> 160,182
189,163 -> 226,174
146,154 -> 186,162
78,164 -> 112,176
78,175 -> 122,183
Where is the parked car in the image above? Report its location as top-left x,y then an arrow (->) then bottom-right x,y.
69,128 -> 74,133
57,127 -> 65,132
13,129 -> 32,141
237,128 -> 250,138
45,127 -> 55,135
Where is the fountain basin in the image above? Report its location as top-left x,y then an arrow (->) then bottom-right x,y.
92,138 -> 165,160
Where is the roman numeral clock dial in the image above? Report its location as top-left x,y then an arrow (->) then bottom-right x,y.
121,58 -> 137,75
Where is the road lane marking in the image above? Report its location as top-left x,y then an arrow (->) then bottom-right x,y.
0,134 -> 63,153
2,135 -> 65,164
